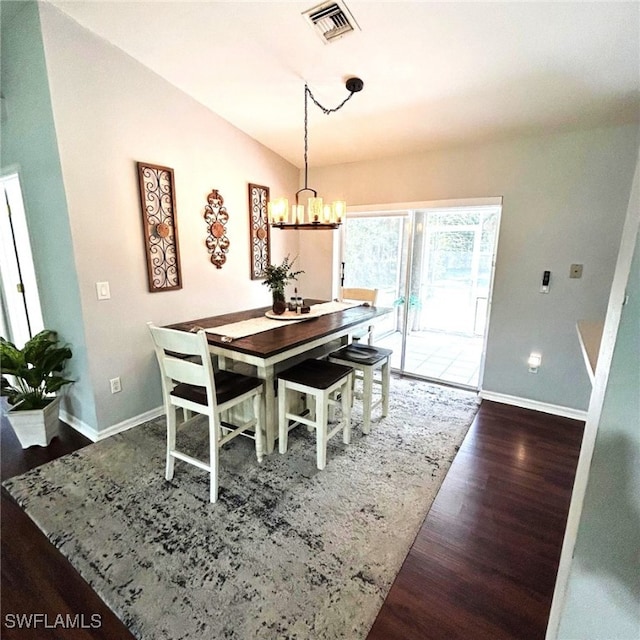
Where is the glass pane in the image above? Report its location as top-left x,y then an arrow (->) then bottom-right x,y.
343,216 -> 406,336
394,207 -> 500,387
418,229 -> 475,334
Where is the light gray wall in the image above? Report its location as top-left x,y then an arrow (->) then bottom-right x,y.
0,1 -> 97,427
4,2 -> 300,434
310,128 -> 639,411
557,206 -> 640,637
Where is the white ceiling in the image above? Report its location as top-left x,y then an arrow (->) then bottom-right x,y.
48,0 -> 640,168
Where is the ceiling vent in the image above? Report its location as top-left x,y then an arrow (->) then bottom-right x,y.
303,1 -> 360,44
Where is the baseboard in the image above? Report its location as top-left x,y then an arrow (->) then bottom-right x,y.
59,410 -> 99,442
60,406 -> 164,443
479,391 -> 587,421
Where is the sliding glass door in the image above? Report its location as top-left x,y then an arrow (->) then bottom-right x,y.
341,212 -> 408,339
342,204 -> 500,389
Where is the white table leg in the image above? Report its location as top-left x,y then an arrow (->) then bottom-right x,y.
258,363 -> 276,453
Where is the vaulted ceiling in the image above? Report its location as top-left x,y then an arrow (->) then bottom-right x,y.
48,1 -> 640,167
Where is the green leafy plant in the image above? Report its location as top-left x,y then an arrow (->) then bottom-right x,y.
1,330 -> 73,410
262,255 -> 304,298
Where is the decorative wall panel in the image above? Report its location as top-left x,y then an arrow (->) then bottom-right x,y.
137,162 -> 182,292
204,189 -> 230,269
248,183 -> 270,279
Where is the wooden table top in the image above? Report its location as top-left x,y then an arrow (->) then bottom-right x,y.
168,300 -> 392,359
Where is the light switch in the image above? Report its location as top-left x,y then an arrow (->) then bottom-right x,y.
96,281 -> 111,300
570,264 -> 583,279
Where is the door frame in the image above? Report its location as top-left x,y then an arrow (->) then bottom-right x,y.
342,197 -> 502,390
0,170 -> 44,345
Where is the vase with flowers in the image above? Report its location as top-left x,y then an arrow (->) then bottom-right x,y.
262,255 -> 304,314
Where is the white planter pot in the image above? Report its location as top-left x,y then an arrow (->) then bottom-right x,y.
6,396 -> 60,448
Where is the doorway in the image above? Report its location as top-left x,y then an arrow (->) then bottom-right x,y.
341,201 -> 501,389
0,172 -> 44,346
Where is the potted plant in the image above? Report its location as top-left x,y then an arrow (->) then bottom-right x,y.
262,255 -> 304,314
1,329 -> 73,448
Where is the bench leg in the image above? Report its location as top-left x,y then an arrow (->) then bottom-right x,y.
381,359 -> 390,418
278,380 -> 288,454
316,390 -> 327,470
342,375 -> 352,444
362,366 -> 374,434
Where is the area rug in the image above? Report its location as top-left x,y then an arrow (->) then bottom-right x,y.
3,376 -> 479,640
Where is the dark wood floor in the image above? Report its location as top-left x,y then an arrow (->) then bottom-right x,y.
1,399 -> 584,640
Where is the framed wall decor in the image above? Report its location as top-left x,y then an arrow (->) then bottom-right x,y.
204,189 -> 230,269
248,183 -> 270,279
137,162 -> 182,292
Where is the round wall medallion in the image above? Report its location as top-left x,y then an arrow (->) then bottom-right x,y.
155,222 -> 170,238
211,221 -> 225,239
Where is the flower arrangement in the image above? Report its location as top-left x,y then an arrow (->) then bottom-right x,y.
262,255 -> 304,300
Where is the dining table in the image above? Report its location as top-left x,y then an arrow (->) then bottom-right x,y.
167,299 -> 392,454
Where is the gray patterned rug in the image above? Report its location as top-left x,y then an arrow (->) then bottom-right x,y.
4,376 -> 479,640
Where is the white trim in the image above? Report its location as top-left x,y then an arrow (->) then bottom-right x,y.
59,410 -> 98,441
348,196 -> 503,215
0,172 -> 45,346
60,406 -> 164,442
479,390 -> 587,421
346,209 -> 409,218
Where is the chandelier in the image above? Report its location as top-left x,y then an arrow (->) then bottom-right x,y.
269,77 -> 363,230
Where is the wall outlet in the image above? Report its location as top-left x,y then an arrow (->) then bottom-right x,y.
528,353 -> 542,373
110,377 -> 122,394
569,264 -> 583,279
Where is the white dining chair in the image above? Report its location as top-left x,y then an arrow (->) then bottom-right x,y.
341,287 -> 378,344
148,323 -> 264,503
333,287 -> 392,432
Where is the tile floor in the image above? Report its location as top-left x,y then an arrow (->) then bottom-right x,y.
376,330 -> 484,388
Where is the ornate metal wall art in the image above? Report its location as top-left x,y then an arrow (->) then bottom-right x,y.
137,162 -> 182,292
248,183 -> 270,279
204,189 -> 230,269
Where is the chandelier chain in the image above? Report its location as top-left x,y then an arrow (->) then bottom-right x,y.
304,85 -> 309,188
305,84 -> 356,115
303,84 -> 356,188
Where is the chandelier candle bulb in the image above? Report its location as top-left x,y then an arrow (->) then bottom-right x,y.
275,198 -> 288,223
333,201 -> 346,223
308,197 -> 323,223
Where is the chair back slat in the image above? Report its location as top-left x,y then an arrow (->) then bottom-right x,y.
340,288 -> 379,344
147,322 -> 216,402
147,324 -> 204,357
341,287 -> 378,305
163,356 -> 209,388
